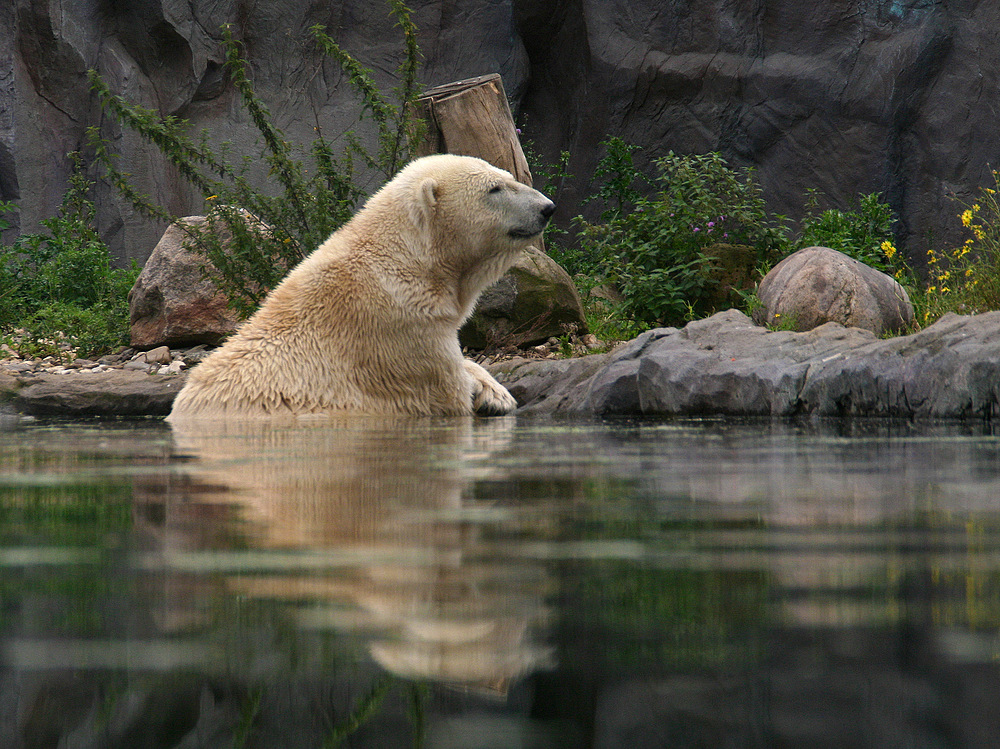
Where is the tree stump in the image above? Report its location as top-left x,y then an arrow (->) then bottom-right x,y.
412,74 -> 588,346
412,73 -> 534,188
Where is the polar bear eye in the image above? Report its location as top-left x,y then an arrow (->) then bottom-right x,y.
488,184 -> 502,194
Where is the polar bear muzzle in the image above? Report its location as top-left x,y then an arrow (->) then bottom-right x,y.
496,185 -> 556,239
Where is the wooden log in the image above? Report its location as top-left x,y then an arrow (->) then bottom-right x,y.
412,73 -> 534,188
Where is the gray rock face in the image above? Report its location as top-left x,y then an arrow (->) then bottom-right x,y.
128,216 -> 242,348
5,0 -> 530,262
489,309 -> 1000,420
754,246 -> 914,335
460,246 -> 587,349
522,1 -> 996,261
6,1 -> 1000,269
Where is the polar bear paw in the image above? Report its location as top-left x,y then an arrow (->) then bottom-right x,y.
464,360 -> 518,416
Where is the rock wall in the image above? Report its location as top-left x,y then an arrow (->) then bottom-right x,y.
520,0 -> 1000,265
4,0 -> 530,262
6,0 -> 1000,266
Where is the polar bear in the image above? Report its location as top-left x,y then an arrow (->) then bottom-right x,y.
167,154 -> 555,420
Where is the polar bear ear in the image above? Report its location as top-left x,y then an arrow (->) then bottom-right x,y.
408,177 -> 438,232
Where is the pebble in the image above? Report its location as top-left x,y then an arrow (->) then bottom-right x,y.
141,346 -> 173,365
1,343 -> 210,378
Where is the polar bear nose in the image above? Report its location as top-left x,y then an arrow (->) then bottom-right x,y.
540,201 -> 556,220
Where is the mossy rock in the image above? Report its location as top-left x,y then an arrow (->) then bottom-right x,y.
460,247 -> 588,350
701,243 -> 758,311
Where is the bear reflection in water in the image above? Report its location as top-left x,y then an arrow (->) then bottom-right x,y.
159,416 -> 553,694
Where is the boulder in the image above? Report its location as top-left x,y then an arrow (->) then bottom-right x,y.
753,246 -> 913,335
128,216 -> 242,349
460,246 -> 588,350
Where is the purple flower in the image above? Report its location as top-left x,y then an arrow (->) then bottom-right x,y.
516,128 -> 522,134
693,227 -> 700,232
707,221 -> 715,228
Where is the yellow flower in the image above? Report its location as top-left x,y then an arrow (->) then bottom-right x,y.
928,285 -> 937,294
881,240 -> 896,259
941,286 -> 951,293
207,195 -> 218,200
962,209 -> 974,227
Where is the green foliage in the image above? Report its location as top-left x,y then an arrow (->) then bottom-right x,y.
89,1 -> 423,318
521,139 -> 574,260
587,136 -> 648,222
796,190 -> 909,279
0,155 -> 139,358
576,145 -> 789,327
910,172 -> 1000,327
310,0 -> 423,179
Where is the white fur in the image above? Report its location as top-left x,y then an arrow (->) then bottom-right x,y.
168,154 -> 554,420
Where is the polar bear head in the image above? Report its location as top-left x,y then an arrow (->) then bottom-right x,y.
376,154 -> 555,269
349,154 -> 555,320
392,154 -> 554,238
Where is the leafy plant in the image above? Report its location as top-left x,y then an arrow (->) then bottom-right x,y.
587,136 -> 649,222
521,140 -> 577,269
88,0 -> 423,318
576,147 -> 789,327
796,190 -> 910,281
0,154 -> 138,358
909,171 -> 1000,327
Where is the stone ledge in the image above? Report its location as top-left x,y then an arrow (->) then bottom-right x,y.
1,370 -> 188,417
488,309 -> 1000,420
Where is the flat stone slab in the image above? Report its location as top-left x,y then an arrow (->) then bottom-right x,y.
1,370 -> 187,417
488,309 -> 1000,420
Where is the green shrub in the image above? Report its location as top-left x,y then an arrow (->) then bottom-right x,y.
0,156 -> 139,358
796,190 -> 910,281
88,0 -> 422,318
576,144 -> 789,327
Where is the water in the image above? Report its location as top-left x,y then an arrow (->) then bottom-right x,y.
3,415 -> 1000,748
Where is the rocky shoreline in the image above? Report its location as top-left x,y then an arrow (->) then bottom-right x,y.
490,309 -> 1000,420
6,309 -> 1000,421
0,343 -> 209,417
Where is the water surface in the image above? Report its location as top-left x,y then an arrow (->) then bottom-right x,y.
3,415 -> 1000,747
